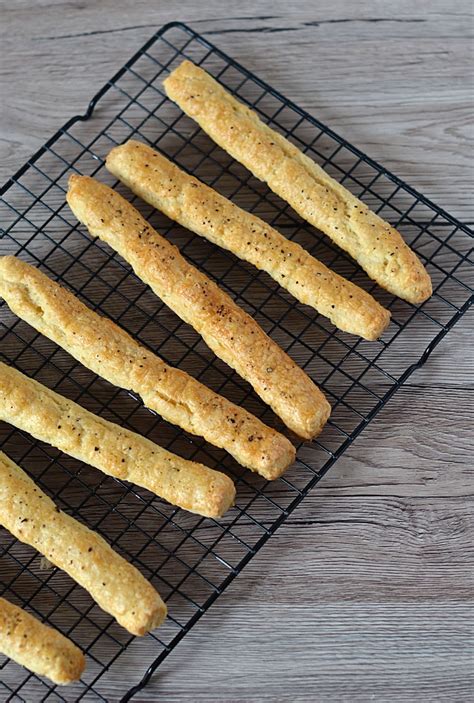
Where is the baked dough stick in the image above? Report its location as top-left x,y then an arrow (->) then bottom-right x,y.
0,257 -> 295,480
0,450 -> 166,636
107,141 -> 390,341
67,176 -> 330,440
0,595 -> 85,685
163,61 -> 432,305
0,362 -> 235,519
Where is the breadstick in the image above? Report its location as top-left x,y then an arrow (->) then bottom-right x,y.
163,60 -> 432,305
0,450 -> 166,636
0,361 -> 235,518
0,595 -> 85,685
107,140 -> 390,341
67,175 -> 330,439
0,256 -> 295,480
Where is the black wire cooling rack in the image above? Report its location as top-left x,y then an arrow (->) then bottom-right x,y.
0,20 -> 472,702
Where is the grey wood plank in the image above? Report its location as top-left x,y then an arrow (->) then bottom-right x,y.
1,1 -> 473,221
4,497 -> 472,701
122,604 -> 474,702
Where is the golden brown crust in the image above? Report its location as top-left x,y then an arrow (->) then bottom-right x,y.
0,450 -> 166,636
0,256 -> 295,480
163,60 -> 432,305
0,595 -> 85,685
107,140 -> 390,341
66,175 -> 331,439
0,361 -> 235,518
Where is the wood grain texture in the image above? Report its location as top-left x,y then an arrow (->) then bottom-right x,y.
0,1 -> 472,701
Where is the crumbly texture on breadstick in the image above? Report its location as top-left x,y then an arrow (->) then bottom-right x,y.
0,595 -> 85,685
163,61 -> 432,305
0,256 -> 295,480
67,175 -> 330,439
0,450 -> 166,636
107,140 -> 390,341
0,362 -> 235,518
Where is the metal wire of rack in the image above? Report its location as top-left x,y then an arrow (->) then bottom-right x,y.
0,20 -> 472,703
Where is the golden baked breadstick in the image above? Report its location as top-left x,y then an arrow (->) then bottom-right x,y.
0,256 -> 295,480
163,60 -> 432,305
0,450 -> 166,636
107,140 -> 390,341
0,595 -> 85,685
67,175 -> 330,440
0,361 -> 235,518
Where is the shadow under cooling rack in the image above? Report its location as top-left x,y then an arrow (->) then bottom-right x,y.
0,21 -> 472,703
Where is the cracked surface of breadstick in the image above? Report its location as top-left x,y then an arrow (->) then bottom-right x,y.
0,256 -> 295,480
0,450 -> 166,636
163,60 -> 432,305
0,361 -> 235,518
0,594 -> 85,685
107,140 -> 390,341
67,175 -> 331,439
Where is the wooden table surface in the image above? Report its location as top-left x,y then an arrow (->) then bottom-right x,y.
1,1 -> 473,701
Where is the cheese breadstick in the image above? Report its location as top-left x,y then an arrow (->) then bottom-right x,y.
0,595 -> 85,685
106,140 -> 390,341
0,450 -> 166,636
67,175 -> 331,439
0,256 -> 295,480
0,361 -> 235,518
163,60 -> 432,305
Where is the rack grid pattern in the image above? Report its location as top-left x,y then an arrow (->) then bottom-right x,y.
0,21 -> 472,702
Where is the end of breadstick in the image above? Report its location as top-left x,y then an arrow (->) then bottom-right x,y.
387,225 -> 432,305
105,139 -> 137,170
254,433 -> 296,481
163,59 -> 194,92
163,61 -> 206,100
297,393 -> 331,441
0,254 -> 20,274
131,595 -> 167,636
51,650 -> 86,686
199,472 -> 236,519
66,174 -> 101,228
362,306 -> 391,342
402,261 -> 432,305
67,173 -> 89,202
67,173 -> 82,192
66,174 -> 88,222
375,228 -> 432,305
0,597 -> 86,685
